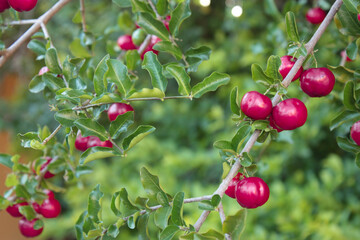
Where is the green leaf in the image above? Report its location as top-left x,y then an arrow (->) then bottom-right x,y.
171,192 -> 184,226
54,109 -> 81,127
328,65 -> 355,83
155,206 -> 172,230
131,0 -> 152,13
185,46 -> 211,60
113,0 -> 131,7
0,154 -> 13,168
138,214 -> 151,240
166,64 -> 191,96
265,55 -> 282,81
42,73 -> 65,91
0,196 -> 10,210
128,88 -> 165,99
118,11 -> 135,32
122,125 -> 156,152
251,63 -> 273,85
27,39 -> 46,58
107,224 -> 120,238
213,140 -> 236,154
125,50 -> 141,71
344,81 -> 358,111
231,123 -> 252,152
160,225 -> 180,240
285,12 -> 300,42
335,5 -> 360,37
153,41 -> 183,60
109,111 -> 134,139
156,0 -> 168,16
230,87 -> 240,115
74,119 -> 108,141
252,120 -> 270,130
75,211 -> 87,240
140,167 -> 169,206
29,75 -> 46,93
18,132 -> 40,148
337,136 -> 360,153
69,38 -> 92,58
142,52 -> 168,93
45,48 -> 62,74
169,0 -> 191,36
15,185 -> 31,200
93,55 -> 110,96
107,59 -> 133,98
80,147 -> 119,165
343,0 -> 360,13
88,185 -> 104,224
118,188 -> 139,217
241,152 -> 253,167
137,12 -> 170,41
19,205 -> 36,221
346,41 -> 358,60
191,72 -> 230,98
356,152 -> 360,168
223,209 -> 247,239
5,173 -> 19,187
90,93 -> 122,104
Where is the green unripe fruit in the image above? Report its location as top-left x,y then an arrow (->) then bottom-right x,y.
132,29 -> 146,46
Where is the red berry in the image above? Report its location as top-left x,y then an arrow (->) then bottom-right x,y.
271,98 -> 307,130
19,218 -> 43,238
351,120 -> 360,146
6,202 -> 29,217
41,157 -> 55,179
117,35 -> 137,50
358,14 -> 360,22
225,173 -> 244,198
43,189 -> 55,199
306,7 -> 326,24
108,103 -> 134,121
279,56 -> 303,82
141,36 -> 161,59
75,133 -> 90,151
269,115 -> 283,133
300,67 -> 335,97
32,202 -> 41,214
0,0 -> 10,12
101,140 -> 113,148
8,0 -> 37,12
240,91 -> 272,120
163,15 -> 171,31
341,50 -> 353,62
40,198 -> 61,218
87,136 -> 113,149
235,177 -> 270,209
38,67 -> 49,76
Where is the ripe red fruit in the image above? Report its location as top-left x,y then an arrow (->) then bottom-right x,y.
269,115 -> 283,133
43,189 -> 55,199
40,157 -> 55,179
0,0 -> 10,12
271,98 -> 307,130
108,103 -> 134,121
225,172 -> 244,198
358,14 -> 360,22
87,136 -> 113,149
75,133 -> 90,151
163,15 -> 171,31
19,218 -> 43,238
341,50 -> 353,62
300,67 -> 335,97
279,55 -> 303,82
235,177 -> 270,209
32,202 -> 41,214
40,198 -> 61,218
306,7 -> 326,24
240,91 -> 272,120
350,120 -> 360,146
141,36 -> 161,59
117,35 -> 137,50
6,202 -> 29,217
8,0 -> 38,12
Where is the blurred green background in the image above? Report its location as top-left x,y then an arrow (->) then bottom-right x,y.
1,0 -> 360,239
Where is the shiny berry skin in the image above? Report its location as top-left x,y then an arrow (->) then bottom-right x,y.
240,91 -> 272,120
41,157 -> 55,179
0,0 -> 10,12
108,103 -> 134,121
225,173 -> 244,198
19,218 -> 43,238
117,35 -> 137,50
235,177 -> 270,209
341,50 -> 353,62
272,98 -> 307,130
163,15 -> 171,31
43,189 -> 55,199
6,202 -> 29,217
141,36 -> 161,59
8,0 -> 38,12
269,115 -> 283,133
306,7 -> 326,24
75,133 -> 90,151
300,67 -> 335,97
351,121 -> 360,146
40,198 -> 61,218
87,136 -> 113,149
38,66 -> 49,75
358,14 -> 360,22
279,56 -> 303,82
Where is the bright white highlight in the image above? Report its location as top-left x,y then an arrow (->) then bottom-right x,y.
200,0 -> 211,7
231,5 -> 243,17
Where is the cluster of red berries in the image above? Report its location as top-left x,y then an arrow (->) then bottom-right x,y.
241,55 -> 335,132
117,16 -> 171,59
0,0 -> 37,13
6,188 -> 61,237
75,103 -> 134,151
225,173 -> 270,209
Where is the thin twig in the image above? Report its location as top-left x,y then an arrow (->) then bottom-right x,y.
340,50 -> 347,67
40,22 -> 54,48
0,0 -> 74,68
218,203 -> 231,240
43,125 -> 63,145
137,35 -> 152,56
147,0 -> 161,20
193,0 -> 344,232
2,19 -> 38,26
80,0 -> 87,32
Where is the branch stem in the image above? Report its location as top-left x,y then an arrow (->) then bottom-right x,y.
42,125 -> 63,145
80,0 -> 87,32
